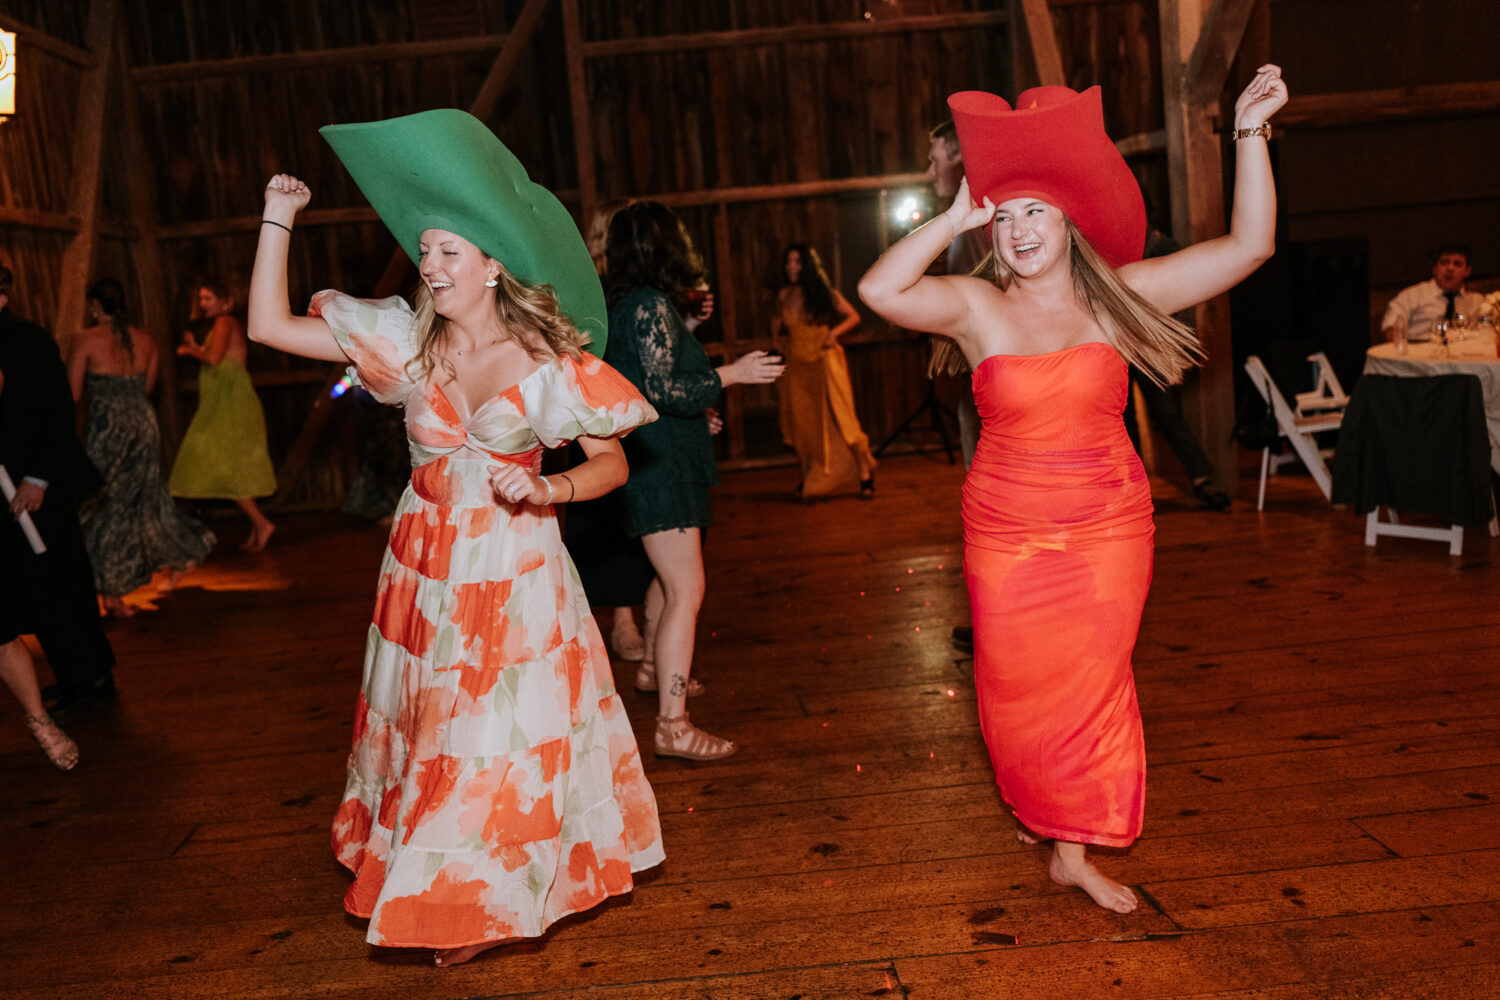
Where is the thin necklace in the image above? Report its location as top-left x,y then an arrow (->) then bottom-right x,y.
453,338 -> 503,356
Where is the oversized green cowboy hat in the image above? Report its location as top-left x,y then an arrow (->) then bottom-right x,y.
320,109 -> 606,352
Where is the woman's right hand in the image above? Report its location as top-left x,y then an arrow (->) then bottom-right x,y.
719,349 -> 785,387
264,174 -> 311,219
945,176 -> 996,235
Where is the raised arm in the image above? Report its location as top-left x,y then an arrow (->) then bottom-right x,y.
247,174 -> 348,362
857,176 -> 994,341
1120,65 -> 1287,313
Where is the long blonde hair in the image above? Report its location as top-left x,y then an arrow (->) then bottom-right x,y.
929,219 -> 1202,386
409,259 -> 590,383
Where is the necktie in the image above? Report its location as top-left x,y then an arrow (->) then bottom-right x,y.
1443,291 -> 1458,320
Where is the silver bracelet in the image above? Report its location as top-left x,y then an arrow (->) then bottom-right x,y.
539,474 -> 554,504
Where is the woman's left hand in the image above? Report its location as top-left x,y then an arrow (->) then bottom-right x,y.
705,407 -> 723,435
488,465 -> 549,505
1233,64 -> 1288,129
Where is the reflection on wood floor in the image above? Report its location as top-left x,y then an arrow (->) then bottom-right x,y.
3,453 -> 1497,999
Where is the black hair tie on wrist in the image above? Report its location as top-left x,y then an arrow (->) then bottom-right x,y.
261,219 -> 293,234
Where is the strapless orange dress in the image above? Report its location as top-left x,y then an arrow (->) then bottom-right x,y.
963,342 -> 1152,847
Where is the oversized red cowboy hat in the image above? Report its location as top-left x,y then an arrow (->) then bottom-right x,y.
947,86 -> 1145,269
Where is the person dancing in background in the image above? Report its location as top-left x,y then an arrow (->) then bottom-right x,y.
566,196 -> 656,663
69,278 -> 215,615
247,108 -> 664,966
859,68 -> 1287,911
169,278 -> 277,552
603,201 -> 783,761
772,242 -> 877,499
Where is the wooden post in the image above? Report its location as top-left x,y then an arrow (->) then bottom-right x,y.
1159,0 -> 1255,495
560,0 -> 597,230
114,21 -> 181,451
52,0 -> 119,354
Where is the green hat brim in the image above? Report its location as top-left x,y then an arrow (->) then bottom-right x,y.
320,109 -> 606,353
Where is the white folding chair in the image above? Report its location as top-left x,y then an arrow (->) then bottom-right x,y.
1244,354 -> 1345,510
1295,351 -> 1350,415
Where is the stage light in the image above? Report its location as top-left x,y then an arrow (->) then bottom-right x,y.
892,196 -> 918,223
330,373 -> 354,398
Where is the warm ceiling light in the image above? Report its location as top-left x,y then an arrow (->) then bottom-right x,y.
0,31 -> 15,122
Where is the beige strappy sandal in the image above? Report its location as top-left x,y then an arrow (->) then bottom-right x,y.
27,712 -> 79,771
655,713 -> 736,761
634,663 -> 705,697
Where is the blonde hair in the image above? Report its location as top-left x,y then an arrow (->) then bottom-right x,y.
409,259 -> 590,383
586,198 -> 632,275
929,219 -> 1203,386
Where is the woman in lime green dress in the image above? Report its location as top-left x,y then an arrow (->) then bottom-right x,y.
168,281 -> 277,551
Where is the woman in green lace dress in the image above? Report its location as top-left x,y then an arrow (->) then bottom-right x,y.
168,279 -> 277,552
602,201 -> 783,761
68,279 -> 214,615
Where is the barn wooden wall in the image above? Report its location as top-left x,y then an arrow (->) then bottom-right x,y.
10,1 -> 1490,506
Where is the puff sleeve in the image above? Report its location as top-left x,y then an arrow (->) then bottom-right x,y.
308,290 -> 421,405
520,354 -> 659,450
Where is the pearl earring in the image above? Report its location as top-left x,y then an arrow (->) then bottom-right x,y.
484,277 -> 498,288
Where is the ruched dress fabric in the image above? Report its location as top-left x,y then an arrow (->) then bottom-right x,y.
81,372 -> 214,596
963,342 -> 1152,848
310,290 -> 665,949
168,359 -> 277,499
604,287 -> 721,537
776,304 -> 875,497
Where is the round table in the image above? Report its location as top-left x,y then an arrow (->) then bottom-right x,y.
1365,332 -> 1500,472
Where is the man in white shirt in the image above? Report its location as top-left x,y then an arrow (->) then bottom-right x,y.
1381,245 -> 1484,342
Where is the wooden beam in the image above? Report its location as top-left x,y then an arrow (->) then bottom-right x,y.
645,172 -> 930,210
560,0 -> 597,229
1278,80 -> 1500,129
155,206 -> 383,241
1186,0 -> 1259,107
52,0 -> 119,356
1115,129 -> 1168,157
0,13 -> 95,68
1014,0 -> 1068,87
1159,0 -> 1240,496
0,207 -> 81,234
129,34 -> 509,84
469,0 -> 551,120
579,11 -> 1008,59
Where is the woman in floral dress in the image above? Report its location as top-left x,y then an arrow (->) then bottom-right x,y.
246,110 -> 664,967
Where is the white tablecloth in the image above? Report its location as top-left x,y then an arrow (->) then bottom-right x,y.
1364,333 -> 1500,473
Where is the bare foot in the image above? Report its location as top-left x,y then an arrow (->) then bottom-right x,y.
1016,825 -> 1049,846
101,596 -> 137,618
433,940 -> 504,967
1049,850 -> 1138,914
241,522 -> 276,553
165,563 -> 197,591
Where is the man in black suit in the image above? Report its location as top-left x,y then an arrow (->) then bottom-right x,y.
0,264 -> 117,718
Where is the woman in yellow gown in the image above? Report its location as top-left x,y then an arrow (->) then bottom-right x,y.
772,244 -> 877,498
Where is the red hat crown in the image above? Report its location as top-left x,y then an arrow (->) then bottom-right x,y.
947,86 -> 1145,269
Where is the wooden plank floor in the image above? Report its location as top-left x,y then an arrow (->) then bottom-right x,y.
3,453 -> 1498,1000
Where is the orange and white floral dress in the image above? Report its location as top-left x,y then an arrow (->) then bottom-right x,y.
311,290 -> 664,950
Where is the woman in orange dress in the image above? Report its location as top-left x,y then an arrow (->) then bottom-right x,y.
772,243 -> 877,498
859,68 -> 1287,912
247,110 -> 663,966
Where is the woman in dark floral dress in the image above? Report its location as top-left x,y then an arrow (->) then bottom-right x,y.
67,279 -> 214,615
602,201 -> 784,761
